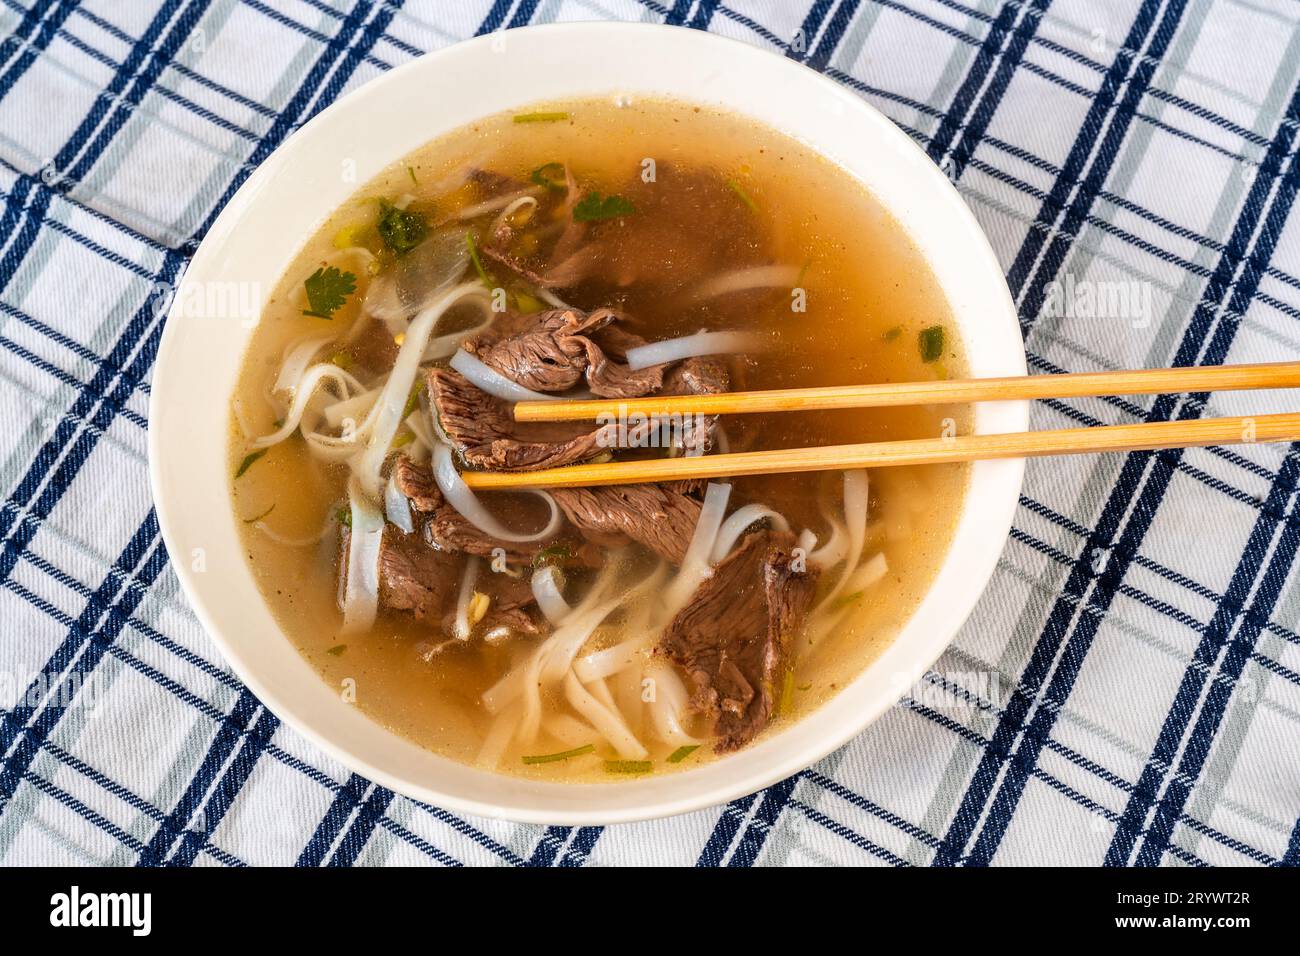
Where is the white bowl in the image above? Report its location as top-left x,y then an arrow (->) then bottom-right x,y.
149,22 -> 1026,825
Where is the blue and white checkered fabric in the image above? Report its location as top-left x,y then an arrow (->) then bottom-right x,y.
1,0 -> 1298,868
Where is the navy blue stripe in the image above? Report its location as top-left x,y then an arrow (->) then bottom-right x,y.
163,703 -> 281,866
926,0 -> 1021,166
136,688 -> 263,865
50,0 -> 195,187
1133,451 -> 1300,865
970,65 -> 1300,869
786,0 -> 835,62
328,782 -> 395,866
1281,817 -> 1300,867
664,0 -> 694,25
527,826 -> 571,866
0,0 -> 78,105
297,773 -> 371,866
188,0 -> 378,245
507,0 -> 538,28
302,0 -> 403,125
557,826 -> 603,866
0,514 -> 166,813
475,0 -> 514,35
688,0 -> 719,29
933,0 -> 1178,866
726,772 -> 800,866
1007,0 -> 1170,304
944,0 -> 1050,179
805,0 -> 858,72
696,795 -> 755,866
1016,1 -> 1187,326
0,0 -> 56,74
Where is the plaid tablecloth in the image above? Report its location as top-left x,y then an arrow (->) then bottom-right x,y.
1,0 -> 1298,868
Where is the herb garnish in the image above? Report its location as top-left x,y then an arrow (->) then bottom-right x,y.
529,162 -> 566,192
572,192 -> 635,222
377,199 -> 428,254
919,325 -> 945,363
326,644 -> 347,656
243,503 -> 275,524
521,743 -> 595,765
513,111 -> 569,124
336,505 -> 352,527
727,178 -> 758,212
234,449 -> 267,478
465,231 -> 493,287
302,266 -> 357,319
604,759 -> 653,774
667,745 -> 699,764
531,544 -> 571,568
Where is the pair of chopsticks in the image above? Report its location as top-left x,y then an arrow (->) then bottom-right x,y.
459,361 -> 1300,490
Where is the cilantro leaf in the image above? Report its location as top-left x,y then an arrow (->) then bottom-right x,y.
377,199 -> 428,254
918,325 -> 946,363
572,192 -> 635,222
302,266 -> 356,319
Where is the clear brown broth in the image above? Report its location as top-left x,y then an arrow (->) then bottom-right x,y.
229,98 -> 970,780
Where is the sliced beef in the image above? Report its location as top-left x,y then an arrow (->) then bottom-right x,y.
552,483 -> 703,564
660,529 -> 818,751
370,525 -> 461,620
344,523 -> 543,636
428,367 -> 613,471
392,454 -> 440,512
462,308 -> 612,394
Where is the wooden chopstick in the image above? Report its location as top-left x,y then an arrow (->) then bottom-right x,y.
459,412 -> 1300,490
511,361 -> 1300,422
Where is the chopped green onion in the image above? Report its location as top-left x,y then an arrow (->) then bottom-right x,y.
243,503 -> 275,524
529,162 -> 566,192
919,325 -> 945,363
831,589 -> 864,611
882,325 -> 902,343
727,178 -> 758,212
329,350 -> 353,369
667,745 -> 699,764
402,381 -> 423,419
326,644 -> 347,656
513,111 -> 569,124
407,165 -> 418,186
465,231 -> 493,287
604,759 -> 653,774
521,743 -> 595,765
234,449 -> 267,479
531,543 -> 571,568
778,670 -> 795,715
335,506 -> 352,527
572,192 -> 635,222
391,430 -> 414,448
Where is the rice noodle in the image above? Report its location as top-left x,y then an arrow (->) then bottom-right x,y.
535,287 -> 572,310
253,363 -> 363,448
341,481 -> 383,633
661,482 -> 732,616
272,334 -> 333,396
451,187 -> 541,222
384,468 -> 414,534
819,470 -> 870,607
708,503 -> 791,564
624,331 -> 766,371
477,701 -> 520,768
690,264 -> 801,301
530,565 -> 571,624
563,669 -> 648,760
807,552 -> 890,649
323,387 -> 380,431
422,315 -> 494,362
572,564 -> 668,682
431,443 -> 562,542
353,282 -> 489,498
646,660 -> 702,748
449,348 -> 565,403
452,555 -> 480,640
252,513 -> 335,548
542,713 -> 599,749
